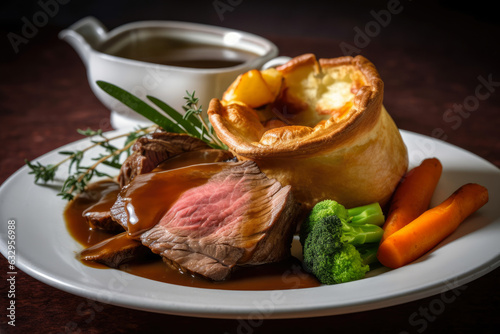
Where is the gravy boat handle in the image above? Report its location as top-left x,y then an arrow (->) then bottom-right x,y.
261,56 -> 292,70
58,16 -> 108,67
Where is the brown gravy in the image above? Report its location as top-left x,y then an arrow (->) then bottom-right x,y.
64,177 -> 320,291
98,33 -> 258,69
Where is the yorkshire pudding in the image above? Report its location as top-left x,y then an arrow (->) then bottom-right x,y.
208,54 -> 408,209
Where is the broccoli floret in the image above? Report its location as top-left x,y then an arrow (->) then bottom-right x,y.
301,200 -> 385,285
300,200 -> 346,244
300,200 -> 384,244
303,216 -> 369,284
347,203 -> 386,226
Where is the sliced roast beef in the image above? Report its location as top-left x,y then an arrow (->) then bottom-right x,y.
152,149 -> 234,173
118,132 -> 213,187
111,160 -> 300,281
85,211 -> 124,233
76,180 -> 124,232
79,232 -> 153,268
81,131 -> 232,233
81,149 -> 233,233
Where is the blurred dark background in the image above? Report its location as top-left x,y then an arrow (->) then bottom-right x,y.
1,0 -> 499,61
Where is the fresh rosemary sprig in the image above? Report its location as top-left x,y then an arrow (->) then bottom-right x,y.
96,81 -> 227,150
26,127 -> 153,200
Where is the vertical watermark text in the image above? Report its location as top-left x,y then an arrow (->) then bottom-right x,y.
6,219 -> 17,327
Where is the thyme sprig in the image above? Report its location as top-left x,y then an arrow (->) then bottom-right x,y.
26,126 -> 154,200
183,91 -> 226,149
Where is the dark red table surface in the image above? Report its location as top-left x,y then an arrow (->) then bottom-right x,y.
1,1 -> 499,333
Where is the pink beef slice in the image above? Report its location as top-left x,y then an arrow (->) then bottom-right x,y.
140,161 -> 300,281
84,130 -> 232,233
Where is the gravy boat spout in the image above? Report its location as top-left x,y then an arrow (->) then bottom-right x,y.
59,16 -> 281,130
59,17 -> 108,67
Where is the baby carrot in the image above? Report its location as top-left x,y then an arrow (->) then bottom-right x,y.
377,183 -> 489,269
381,158 -> 442,242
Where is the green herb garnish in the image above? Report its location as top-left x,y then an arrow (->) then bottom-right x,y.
97,81 -> 227,150
26,127 -> 152,200
27,85 -> 227,200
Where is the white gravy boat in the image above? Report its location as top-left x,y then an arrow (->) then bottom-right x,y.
59,17 -> 285,130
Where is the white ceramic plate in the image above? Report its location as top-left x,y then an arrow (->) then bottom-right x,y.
0,130 -> 499,319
